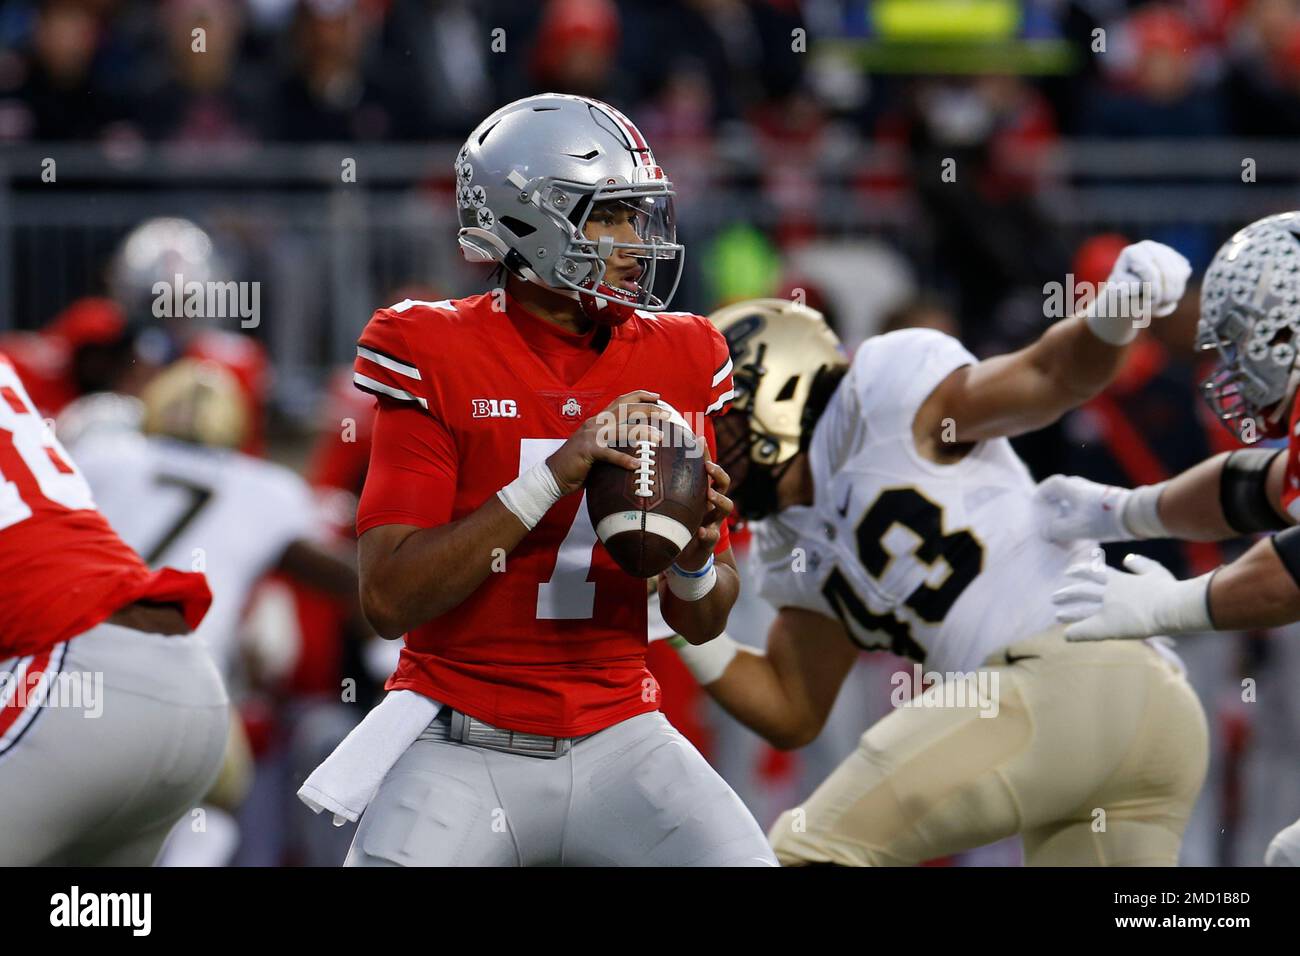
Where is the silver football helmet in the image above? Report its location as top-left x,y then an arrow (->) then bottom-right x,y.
455,94 -> 683,318
109,216 -> 228,322
1199,211 -> 1300,441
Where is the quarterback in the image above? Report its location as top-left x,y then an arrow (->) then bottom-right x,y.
1041,212 -> 1300,865
340,94 -> 774,866
671,258 -> 1210,867
0,353 -> 227,865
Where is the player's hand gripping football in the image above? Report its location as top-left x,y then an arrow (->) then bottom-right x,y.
545,389 -> 667,495
669,443 -> 734,573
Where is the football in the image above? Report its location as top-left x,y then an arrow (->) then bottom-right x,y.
586,411 -> 708,578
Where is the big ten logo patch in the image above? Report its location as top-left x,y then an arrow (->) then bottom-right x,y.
472,398 -> 518,419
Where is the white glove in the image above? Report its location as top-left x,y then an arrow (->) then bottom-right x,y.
1035,474 -> 1169,544
1086,240 -> 1191,344
1037,474 -> 1131,543
1053,553 -> 1213,641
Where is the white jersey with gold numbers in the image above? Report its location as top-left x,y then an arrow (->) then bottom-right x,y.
753,328 -> 1096,674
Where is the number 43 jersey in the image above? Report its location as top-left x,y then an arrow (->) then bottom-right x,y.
753,328 -> 1096,674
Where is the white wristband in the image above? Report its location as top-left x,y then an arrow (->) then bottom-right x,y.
497,461 -> 563,530
1155,570 -> 1216,635
670,632 -> 743,685
666,562 -> 718,602
1120,482 -> 1169,540
1084,284 -> 1142,346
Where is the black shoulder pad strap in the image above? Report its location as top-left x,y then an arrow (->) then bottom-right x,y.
1221,448 -> 1287,534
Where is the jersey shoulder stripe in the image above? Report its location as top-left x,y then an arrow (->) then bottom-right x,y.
705,388 -> 736,416
356,345 -> 421,381
711,356 -> 733,388
353,372 -> 429,409
389,298 -> 457,314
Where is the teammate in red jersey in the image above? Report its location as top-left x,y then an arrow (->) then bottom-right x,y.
1037,211 -> 1300,865
341,94 -> 775,866
0,353 -> 229,865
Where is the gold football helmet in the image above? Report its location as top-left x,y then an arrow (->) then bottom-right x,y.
709,298 -> 846,518
141,358 -> 249,449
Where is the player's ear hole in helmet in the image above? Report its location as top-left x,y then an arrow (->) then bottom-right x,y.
709,298 -> 847,520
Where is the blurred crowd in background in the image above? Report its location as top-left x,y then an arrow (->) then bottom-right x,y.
1,0 -> 1300,866
9,0 -> 1300,144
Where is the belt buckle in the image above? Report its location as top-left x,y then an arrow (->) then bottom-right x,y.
449,710 -> 566,758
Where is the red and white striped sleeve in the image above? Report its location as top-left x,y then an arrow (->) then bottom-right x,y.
353,307 -> 431,411
705,322 -> 735,417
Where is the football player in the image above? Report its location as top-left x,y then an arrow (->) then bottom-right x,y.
108,216 -> 273,454
339,94 -> 774,866
0,353 -> 227,865
669,265 -> 1211,866
1039,211 -> 1300,865
63,358 -> 360,865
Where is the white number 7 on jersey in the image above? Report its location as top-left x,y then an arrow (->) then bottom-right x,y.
519,438 -> 597,620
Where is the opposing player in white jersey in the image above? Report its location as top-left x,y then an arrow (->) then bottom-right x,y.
63,358 -> 358,863
670,248 -> 1210,866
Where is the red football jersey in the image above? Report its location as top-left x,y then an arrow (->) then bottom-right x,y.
0,355 -> 212,657
353,293 -> 735,736
1282,399 -> 1300,521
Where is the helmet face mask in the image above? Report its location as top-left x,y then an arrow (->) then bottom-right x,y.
708,298 -> 847,520
561,188 -> 682,310
714,407 -> 793,520
455,95 -> 684,321
1199,211 -> 1300,442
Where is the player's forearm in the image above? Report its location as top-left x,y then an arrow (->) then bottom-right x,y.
359,497 -> 531,638
278,539 -> 359,598
953,315 -> 1129,444
1208,536 -> 1300,630
1154,453 -> 1240,541
684,645 -> 817,750
1032,313 -> 1130,413
658,561 -> 739,644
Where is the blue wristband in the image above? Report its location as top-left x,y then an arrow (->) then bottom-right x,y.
670,553 -> 714,578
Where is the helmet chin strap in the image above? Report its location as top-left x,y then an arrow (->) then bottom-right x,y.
577,284 -> 640,326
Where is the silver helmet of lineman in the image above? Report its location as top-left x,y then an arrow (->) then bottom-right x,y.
454,93 -> 683,316
108,216 -> 229,323
1199,211 -> 1300,442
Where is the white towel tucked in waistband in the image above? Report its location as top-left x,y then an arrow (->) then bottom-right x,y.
297,689 -> 441,826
